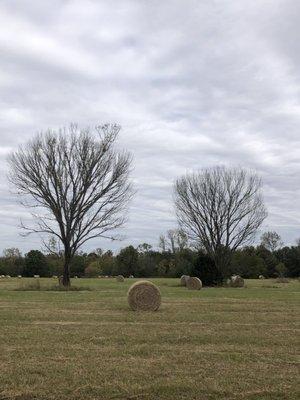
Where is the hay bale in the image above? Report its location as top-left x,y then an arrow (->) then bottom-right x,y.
127,280 -> 161,311
180,275 -> 190,286
52,275 -> 58,279
58,275 -> 64,286
74,275 -> 78,279
17,275 -> 22,279
116,275 -> 125,282
33,275 -> 40,279
186,277 -> 202,290
129,275 -> 134,278
259,275 -> 265,279
229,275 -> 244,287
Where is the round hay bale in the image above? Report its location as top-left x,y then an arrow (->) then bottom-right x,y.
180,275 -> 190,286
17,275 -> 22,279
116,275 -> 125,282
186,277 -> 202,290
230,275 -> 244,287
127,280 -> 161,311
259,275 -> 265,279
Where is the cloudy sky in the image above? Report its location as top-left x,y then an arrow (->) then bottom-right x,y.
0,0 -> 299,254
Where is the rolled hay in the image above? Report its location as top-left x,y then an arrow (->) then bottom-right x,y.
33,275 -> 40,279
116,275 -> 125,282
229,275 -> 244,287
180,275 -> 190,286
17,275 -> 22,279
127,280 -> 161,311
129,275 -> 134,278
186,277 -> 202,290
259,275 -> 265,279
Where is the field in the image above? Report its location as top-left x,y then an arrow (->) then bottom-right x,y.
0,278 -> 299,400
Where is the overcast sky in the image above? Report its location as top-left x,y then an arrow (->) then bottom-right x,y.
0,0 -> 299,254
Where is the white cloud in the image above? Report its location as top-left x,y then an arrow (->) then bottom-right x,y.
0,0 -> 299,254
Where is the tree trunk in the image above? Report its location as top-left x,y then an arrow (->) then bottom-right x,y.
214,246 -> 232,279
62,254 -> 71,288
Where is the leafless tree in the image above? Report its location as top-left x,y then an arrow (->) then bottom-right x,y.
260,231 -> 283,252
8,124 -> 133,287
158,229 -> 188,254
174,166 -> 267,277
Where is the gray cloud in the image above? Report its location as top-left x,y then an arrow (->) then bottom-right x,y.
0,0 -> 299,254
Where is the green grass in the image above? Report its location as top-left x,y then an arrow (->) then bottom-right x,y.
0,277 -> 299,400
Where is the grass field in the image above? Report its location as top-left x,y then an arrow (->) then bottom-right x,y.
0,277 -> 299,400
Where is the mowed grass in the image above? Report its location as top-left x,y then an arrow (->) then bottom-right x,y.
0,278 -> 299,400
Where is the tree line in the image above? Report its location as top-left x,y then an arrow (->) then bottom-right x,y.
6,124 -> 299,286
1,231 -> 299,284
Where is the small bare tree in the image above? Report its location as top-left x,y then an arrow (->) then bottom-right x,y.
260,231 -> 283,252
174,166 -> 267,277
8,124 -> 133,287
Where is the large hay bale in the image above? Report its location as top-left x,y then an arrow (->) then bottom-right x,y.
186,277 -> 202,290
180,275 -> 190,286
116,275 -> 125,282
127,280 -> 161,311
229,275 -> 244,287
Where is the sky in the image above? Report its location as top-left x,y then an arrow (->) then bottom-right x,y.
0,0 -> 299,255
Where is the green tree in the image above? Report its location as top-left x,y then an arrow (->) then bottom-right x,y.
24,250 -> 49,277
116,246 -> 139,276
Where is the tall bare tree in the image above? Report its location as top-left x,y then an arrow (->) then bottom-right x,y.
174,166 -> 267,277
8,124 -> 133,287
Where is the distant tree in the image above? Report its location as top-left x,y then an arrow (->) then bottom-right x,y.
230,248 -> 266,278
275,262 -> 287,278
174,166 -> 267,278
275,246 -> 300,277
116,246 -> 139,276
8,124 -> 133,287
3,248 -> 22,259
137,243 -> 152,253
260,231 -> 283,252
24,250 -> 48,277
158,229 -> 188,254
256,245 -> 278,277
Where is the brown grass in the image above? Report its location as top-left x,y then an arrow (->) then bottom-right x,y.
0,277 -> 298,400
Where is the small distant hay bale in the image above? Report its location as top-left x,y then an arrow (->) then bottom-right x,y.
6,275 -> 11,278
17,275 -> 22,279
74,275 -> 78,279
229,275 -> 244,287
52,275 -> 58,279
186,277 -> 202,290
180,275 -> 190,286
129,275 -> 134,278
259,275 -> 265,279
33,275 -> 40,279
116,275 -> 125,282
127,280 -> 161,311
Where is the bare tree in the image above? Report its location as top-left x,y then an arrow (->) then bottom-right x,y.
8,124 -> 133,287
174,166 -> 267,277
158,229 -> 188,254
260,231 -> 283,252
